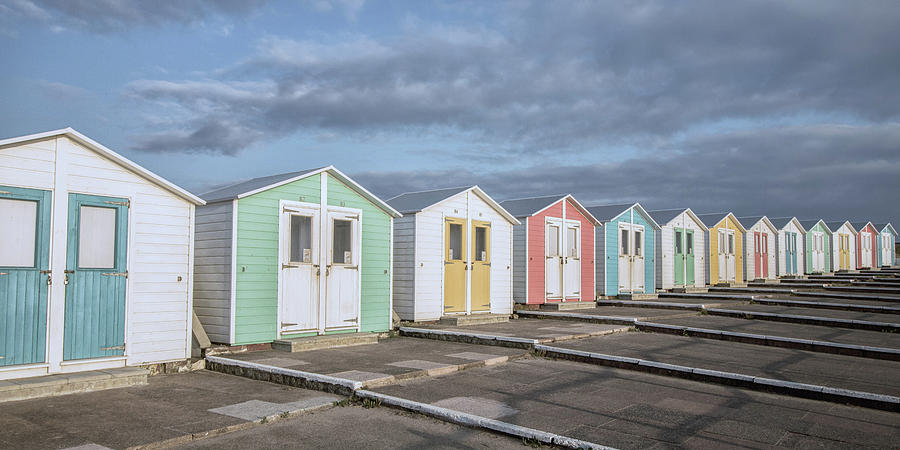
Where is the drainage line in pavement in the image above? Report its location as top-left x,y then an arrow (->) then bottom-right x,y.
705,308 -> 900,332
792,290 -> 900,303
749,297 -> 900,314
533,345 -> 900,412
515,310 -> 640,325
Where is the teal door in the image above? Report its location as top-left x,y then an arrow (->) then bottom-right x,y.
0,186 -> 51,367
674,228 -> 684,285
685,229 -> 695,285
64,194 -> 129,361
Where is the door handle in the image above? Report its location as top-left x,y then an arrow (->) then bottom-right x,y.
100,345 -> 125,351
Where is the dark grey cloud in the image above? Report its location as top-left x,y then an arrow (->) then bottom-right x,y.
352,123 -> 900,225
125,0 -> 900,154
1,0 -> 267,32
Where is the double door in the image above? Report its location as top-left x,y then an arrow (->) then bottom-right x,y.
2,187 -> 129,369
546,219 -> 580,300
617,223 -> 644,293
280,203 -> 361,334
753,232 -> 769,279
783,232 -> 798,275
673,228 -> 694,286
837,234 -> 851,270
810,232 -> 826,272
859,233 -> 873,268
882,233 -> 894,266
717,229 -> 736,282
444,218 -> 491,313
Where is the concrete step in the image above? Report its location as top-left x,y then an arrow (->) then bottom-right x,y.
668,287 -> 709,293
617,293 -> 659,300
438,314 -> 509,326
539,301 -> 597,311
272,333 -> 380,352
714,282 -> 748,287
749,278 -> 781,284
824,285 -> 900,294
0,367 -> 148,403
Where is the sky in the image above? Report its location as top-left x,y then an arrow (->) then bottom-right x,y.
1,0 -> 899,225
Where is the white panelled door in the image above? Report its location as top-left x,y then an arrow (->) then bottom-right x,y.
860,233 -> 873,268
717,229 -> 736,282
325,209 -> 361,330
564,222 -> 580,298
618,223 -> 645,293
280,204 -> 320,333
883,233 -> 894,266
545,220 -> 562,299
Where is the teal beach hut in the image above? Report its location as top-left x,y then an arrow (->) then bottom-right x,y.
875,223 -> 897,267
588,203 -> 660,297
800,219 -> 832,274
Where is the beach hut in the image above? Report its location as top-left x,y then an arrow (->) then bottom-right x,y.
875,223 -> 897,267
588,203 -> 660,297
826,221 -> 857,271
647,208 -> 708,291
769,218 -> 806,277
499,195 -> 599,306
386,186 -> 518,321
696,213 -> 746,285
800,220 -> 832,274
0,128 -> 204,380
851,222 -> 878,269
736,216 -> 778,281
193,167 -> 400,345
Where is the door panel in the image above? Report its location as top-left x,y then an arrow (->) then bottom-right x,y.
753,232 -> 761,279
545,221 -> 562,300
618,225 -> 631,292
444,217 -> 467,312
564,222 -> 580,298
726,230 -> 736,281
280,207 -> 319,333
325,211 -> 360,329
685,230 -> 695,285
471,221 -> 491,312
64,194 -> 128,361
0,187 -> 51,367
674,228 -> 684,286
760,233 -> 768,277
632,226 -> 645,291
717,230 -> 726,282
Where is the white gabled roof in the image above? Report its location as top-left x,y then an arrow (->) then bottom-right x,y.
388,186 -> 519,224
736,215 -> 778,234
647,208 -> 709,232
0,128 -> 205,205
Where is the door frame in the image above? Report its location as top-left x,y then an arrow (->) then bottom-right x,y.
276,200 -> 322,338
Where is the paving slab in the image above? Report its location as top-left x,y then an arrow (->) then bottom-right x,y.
374,358 -> 900,449
648,314 -> 900,350
225,336 -> 526,386
551,332 -> 900,396
633,296 -> 748,306
0,370 -> 341,449
718,303 -> 900,324
180,403 -> 525,449
408,318 -> 630,342
531,305 -> 703,320
761,294 -> 900,308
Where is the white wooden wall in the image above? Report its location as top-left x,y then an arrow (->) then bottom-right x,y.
412,191 -> 513,321
776,221 -> 805,276
193,201 -> 233,343
745,222 -> 777,280
832,225 -> 858,270
391,215 -> 416,320
657,213 -> 707,290
0,136 -> 195,376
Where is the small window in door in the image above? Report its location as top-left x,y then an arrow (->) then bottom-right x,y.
675,230 -> 683,254
634,230 -> 642,257
548,225 -> 560,257
289,215 -> 312,263
474,226 -> 487,261
728,233 -> 735,255
718,231 -> 725,251
449,223 -> 463,260
686,232 -> 693,254
0,198 -> 38,267
78,206 -> 117,269
566,227 -> 577,257
620,229 -> 629,256
332,219 -> 353,264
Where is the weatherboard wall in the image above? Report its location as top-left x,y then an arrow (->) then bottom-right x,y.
566,199 -> 596,302
856,223 -> 878,269
526,202 -> 561,303
192,201 -> 233,344
707,216 -> 744,284
804,222 -> 832,274
744,221 -> 776,280
775,221 -> 805,276
877,226 -> 896,267
656,213 -> 706,290
831,223 -> 857,271
599,207 -> 656,296
391,215 -> 416,320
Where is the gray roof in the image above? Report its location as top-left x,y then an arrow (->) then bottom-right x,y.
826,221 -> 849,231
386,186 -> 472,214
647,208 -> 686,226
851,221 -> 871,231
695,213 -> 730,228
201,167 -> 324,203
800,219 -> 828,232
585,203 -> 634,222
736,216 -> 764,227
768,217 -> 794,229
498,194 -> 567,217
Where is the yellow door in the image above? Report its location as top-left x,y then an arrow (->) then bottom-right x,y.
444,217 -> 467,313
471,220 -> 491,312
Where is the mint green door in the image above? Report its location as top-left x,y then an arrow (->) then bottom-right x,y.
64,194 -> 129,361
0,186 -> 51,367
685,229 -> 695,285
674,228 -> 685,285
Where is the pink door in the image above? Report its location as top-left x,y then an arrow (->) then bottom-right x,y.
754,232 -> 762,279
760,233 -> 768,277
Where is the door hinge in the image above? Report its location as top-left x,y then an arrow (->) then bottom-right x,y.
101,272 -> 128,278
104,200 -> 130,208
344,318 -> 358,323
100,345 -> 125,351
0,190 -> 11,195
0,272 -> 7,276
281,322 -> 298,327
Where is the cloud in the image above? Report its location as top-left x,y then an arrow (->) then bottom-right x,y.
33,80 -> 89,100
2,0 -> 267,32
352,123 -> 900,225
123,0 -> 900,155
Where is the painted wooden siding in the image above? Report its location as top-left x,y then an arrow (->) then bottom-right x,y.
391,215 -> 416,320
565,199 -> 595,301
744,223 -> 776,280
775,222 -> 805,276
192,201 -> 233,344
0,138 -> 56,190
512,220 -> 528,302
804,223 -> 832,274
601,209 -> 656,295
471,193 -> 513,315
595,226 -> 606,296
326,175 -> 392,332
708,217 -> 744,284
877,229 -> 896,267
856,224 -> 877,269
656,227 -> 667,290
234,174 -> 321,345
526,202 -> 562,303
63,138 -> 194,364
831,224 -> 857,270
657,214 -> 706,290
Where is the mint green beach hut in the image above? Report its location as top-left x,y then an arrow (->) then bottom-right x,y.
192,166 -> 400,346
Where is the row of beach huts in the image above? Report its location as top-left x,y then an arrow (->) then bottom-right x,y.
0,128 -> 897,381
